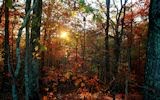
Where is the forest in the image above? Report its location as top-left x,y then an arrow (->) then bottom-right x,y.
0,0 -> 160,100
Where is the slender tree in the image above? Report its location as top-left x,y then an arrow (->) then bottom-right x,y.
82,16 -> 86,68
24,0 -> 31,99
13,0 -> 38,99
145,0 -> 160,99
125,0 -> 133,98
102,0 -> 110,84
2,0 -> 10,93
112,0 -> 128,77
30,0 -> 42,99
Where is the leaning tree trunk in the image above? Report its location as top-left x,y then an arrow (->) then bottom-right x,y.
145,0 -> 160,99
30,0 -> 42,99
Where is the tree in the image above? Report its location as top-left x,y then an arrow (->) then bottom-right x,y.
145,0 -> 160,99
125,0 -> 133,97
24,0 -> 31,99
29,0 -> 42,99
112,0 -> 128,77
2,0 -> 10,93
99,0 -> 110,84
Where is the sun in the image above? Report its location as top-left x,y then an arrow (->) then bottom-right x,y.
60,31 -> 68,39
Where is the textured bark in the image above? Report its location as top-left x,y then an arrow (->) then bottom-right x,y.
99,0 -> 110,84
125,2 -> 133,97
12,1 -> 36,100
2,0 -> 10,93
104,0 -> 110,83
145,0 -> 160,99
14,0 -> 37,78
30,0 -> 42,99
2,0 -> 18,99
24,0 -> 31,100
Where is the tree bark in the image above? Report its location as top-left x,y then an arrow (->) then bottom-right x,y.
105,0 -> 111,83
99,0 -> 110,84
30,0 -> 42,99
125,1 -> 133,98
2,0 -> 10,93
145,0 -> 160,99
24,0 -> 31,99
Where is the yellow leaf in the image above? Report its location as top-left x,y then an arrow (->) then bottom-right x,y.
36,53 -> 39,57
35,46 -> 39,51
71,11 -> 77,17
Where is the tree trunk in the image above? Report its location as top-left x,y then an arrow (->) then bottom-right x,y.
105,0 -> 111,83
24,0 -> 31,99
113,0 -> 127,78
2,0 -> 10,93
82,16 -> 86,68
99,0 -> 110,84
125,0 -> 133,98
145,0 -> 160,99
30,0 -> 42,99
113,37 -> 120,76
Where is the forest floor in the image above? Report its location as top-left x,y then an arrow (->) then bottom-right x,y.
40,66 -> 143,100
0,66 -> 143,100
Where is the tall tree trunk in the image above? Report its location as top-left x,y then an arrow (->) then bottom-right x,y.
30,0 -> 42,99
2,0 -> 10,93
113,0 -> 127,78
24,0 -> 31,99
105,0 -> 110,83
145,0 -> 160,99
12,1 -> 37,99
2,0 -> 18,99
113,37 -> 120,75
82,16 -> 86,68
125,1 -> 133,98
99,0 -> 110,84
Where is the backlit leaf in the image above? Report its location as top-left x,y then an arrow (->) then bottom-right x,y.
40,45 -> 47,51
35,46 -> 39,51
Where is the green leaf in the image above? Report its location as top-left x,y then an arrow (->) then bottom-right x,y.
79,0 -> 85,6
93,14 -> 96,21
92,14 -> 103,22
35,46 -> 39,51
6,0 -> 12,8
85,5 -> 94,13
40,45 -> 47,51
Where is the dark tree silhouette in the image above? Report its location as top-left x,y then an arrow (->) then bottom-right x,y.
2,0 -> 10,93
145,0 -> 160,99
30,0 -> 42,99
24,0 -> 31,99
